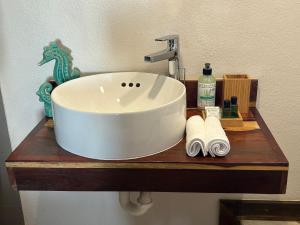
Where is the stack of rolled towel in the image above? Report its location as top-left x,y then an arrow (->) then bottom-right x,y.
185,115 -> 230,157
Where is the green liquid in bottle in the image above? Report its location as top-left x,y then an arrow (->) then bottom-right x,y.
198,63 -> 216,109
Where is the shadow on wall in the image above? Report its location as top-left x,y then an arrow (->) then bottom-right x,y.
0,88 -> 24,225
33,191 -> 246,225
0,6 -> 24,223
0,1 -> 5,76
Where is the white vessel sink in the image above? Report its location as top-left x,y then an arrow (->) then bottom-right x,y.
51,72 -> 186,160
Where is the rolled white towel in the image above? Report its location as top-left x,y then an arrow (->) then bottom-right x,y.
204,116 -> 230,157
185,116 -> 206,157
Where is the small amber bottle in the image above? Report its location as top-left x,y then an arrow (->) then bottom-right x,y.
222,99 -> 231,118
230,96 -> 238,118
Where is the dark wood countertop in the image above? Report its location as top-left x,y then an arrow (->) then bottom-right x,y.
6,107 -> 288,194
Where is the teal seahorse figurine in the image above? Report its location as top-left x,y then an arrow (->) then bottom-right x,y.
36,82 -> 54,117
36,40 -> 80,117
38,41 -> 80,84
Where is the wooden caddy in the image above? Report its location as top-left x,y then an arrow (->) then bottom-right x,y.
202,110 -> 243,128
223,74 -> 251,114
220,111 -> 243,127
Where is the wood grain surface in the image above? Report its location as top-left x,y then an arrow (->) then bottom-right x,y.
223,74 -> 251,113
5,107 -> 288,193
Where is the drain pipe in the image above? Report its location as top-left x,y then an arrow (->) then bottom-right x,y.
119,192 -> 153,216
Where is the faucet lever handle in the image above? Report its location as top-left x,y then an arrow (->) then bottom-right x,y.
155,35 -> 178,42
155,35 -> 178,50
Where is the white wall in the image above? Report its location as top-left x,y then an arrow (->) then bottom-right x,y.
1,1 -> 300,225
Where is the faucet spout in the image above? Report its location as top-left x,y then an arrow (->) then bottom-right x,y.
144,49 -> 176,63
144,35 -> 181,80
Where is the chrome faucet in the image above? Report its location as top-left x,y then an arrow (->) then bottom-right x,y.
144,35 -> 180,80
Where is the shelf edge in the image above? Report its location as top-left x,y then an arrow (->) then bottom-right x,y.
6,161 -> 288,171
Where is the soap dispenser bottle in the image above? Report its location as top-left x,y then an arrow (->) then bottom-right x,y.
197,63 -> 216,109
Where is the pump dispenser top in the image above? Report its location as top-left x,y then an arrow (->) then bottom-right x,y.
203,63 -> 212,75
197,63 -> 216,109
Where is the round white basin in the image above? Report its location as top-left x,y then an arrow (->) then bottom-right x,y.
51,72 -> 186,160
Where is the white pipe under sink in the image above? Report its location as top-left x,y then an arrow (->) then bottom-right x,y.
119,192 -> 153,216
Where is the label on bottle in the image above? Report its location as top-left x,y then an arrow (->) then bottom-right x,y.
198,82 -> 216,108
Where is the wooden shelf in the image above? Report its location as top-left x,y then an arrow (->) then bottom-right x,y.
6,107 -> 288,193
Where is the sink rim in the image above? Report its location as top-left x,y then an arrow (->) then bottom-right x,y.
51,72 -> 186,116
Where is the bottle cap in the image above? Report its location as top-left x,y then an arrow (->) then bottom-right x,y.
231,96 -> 238,105
223,99 -> 230,108
203,63 -> 212,75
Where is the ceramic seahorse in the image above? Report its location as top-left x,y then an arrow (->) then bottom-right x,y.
38,41 -> 80,84
36,40 -> 80,117
36,82 -> 54,117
